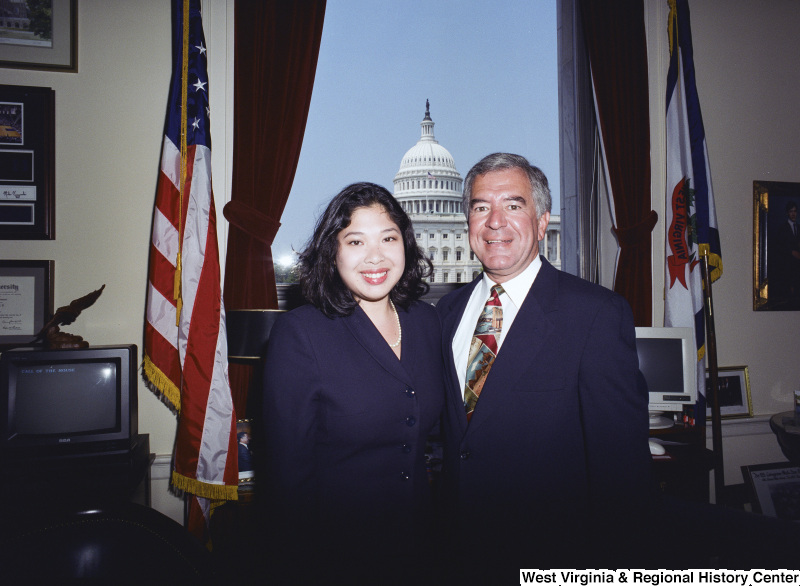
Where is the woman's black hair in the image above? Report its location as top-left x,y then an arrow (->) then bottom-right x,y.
296,182 -> 432,317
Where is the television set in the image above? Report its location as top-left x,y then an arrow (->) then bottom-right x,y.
635,327 -> 698,429
0,344 -> 138,462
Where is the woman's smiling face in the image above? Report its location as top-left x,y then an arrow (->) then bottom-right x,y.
335,204 -> 405,305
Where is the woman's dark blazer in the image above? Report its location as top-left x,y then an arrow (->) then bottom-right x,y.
262,300 -> 444,581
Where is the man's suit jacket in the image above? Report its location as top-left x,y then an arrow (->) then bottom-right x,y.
437,258 -> 653,569
262,300 -> 444,583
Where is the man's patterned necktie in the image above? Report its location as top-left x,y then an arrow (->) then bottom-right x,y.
464,284 -> 504,421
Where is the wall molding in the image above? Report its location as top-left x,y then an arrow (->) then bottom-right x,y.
706,415 -> 772,440
151,454 -> 173,481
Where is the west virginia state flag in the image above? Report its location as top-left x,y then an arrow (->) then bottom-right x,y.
143,0 -> 238,539
664,0 -> 722,426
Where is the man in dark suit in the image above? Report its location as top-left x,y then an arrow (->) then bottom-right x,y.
237,431 -> 253,472
774,200 -> 800,306
436,153 -> 654,576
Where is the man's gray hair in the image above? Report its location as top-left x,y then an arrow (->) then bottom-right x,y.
462,152 -> 552,219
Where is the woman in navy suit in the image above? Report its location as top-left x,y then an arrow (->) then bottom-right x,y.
263,183 -> 444,585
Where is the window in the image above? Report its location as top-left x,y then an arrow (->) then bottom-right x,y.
442,250 -> 449,261
442,233 -> 448,239
558,0 -> 599,281
271,3 -> 559,283
443,272 -> 449,283
456,250 -> 462,261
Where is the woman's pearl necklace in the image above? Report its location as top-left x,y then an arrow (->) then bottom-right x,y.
389,299 -> 402,348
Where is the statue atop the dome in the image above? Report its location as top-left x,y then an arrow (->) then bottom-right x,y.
424,99 -> 432,121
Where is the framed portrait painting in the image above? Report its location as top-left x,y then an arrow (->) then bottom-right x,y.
753,180 -> 800,311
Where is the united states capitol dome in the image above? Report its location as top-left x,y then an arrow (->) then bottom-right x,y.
393,100 -> 463,201
391,101 -> 480,284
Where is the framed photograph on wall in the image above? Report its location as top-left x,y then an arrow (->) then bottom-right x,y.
754,180 -> 800,311
742,462 -> 800,520
0,260 -> 54,346
0,0 -> 77,72
236,419 -> 255,501
0,84 -> 54,240
706,365 -> 753,419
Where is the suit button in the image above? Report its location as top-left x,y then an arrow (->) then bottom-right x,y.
400,471 -> 410,481
460,451 -> 470,460
405,388 -> 415,397
405,416 -> 416,427
401,443 -> 412,453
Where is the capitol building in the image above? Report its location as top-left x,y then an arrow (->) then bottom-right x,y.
392,102 -> 560,284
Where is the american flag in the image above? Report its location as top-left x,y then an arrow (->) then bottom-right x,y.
143,0 -> 238,538
663,0 -> 722,427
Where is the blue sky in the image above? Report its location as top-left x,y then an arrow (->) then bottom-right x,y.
273,0 -> 559,263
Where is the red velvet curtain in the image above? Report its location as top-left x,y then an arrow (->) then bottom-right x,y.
224,0 -> 326,415
579,0 -> 656,327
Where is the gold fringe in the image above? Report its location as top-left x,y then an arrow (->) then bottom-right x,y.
172,471 -> 239,501
142,354 -> 181,413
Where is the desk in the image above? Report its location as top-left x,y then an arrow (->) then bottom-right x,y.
650,424 -> 714,502
1,434 -> 153,507
770,411 -> 800,463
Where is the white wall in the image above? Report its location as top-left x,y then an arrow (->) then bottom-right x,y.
0,0 -> 233,522
645,0 -> 800,485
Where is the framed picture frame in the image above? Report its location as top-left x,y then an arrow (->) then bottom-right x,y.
0,84 -> 55,240
236,419 -> 255,500
742,462 -> 800,520
0,260 -> 54,346
706,366 -> 753,419
0,0 -> 77,72
753,180 -> 800,311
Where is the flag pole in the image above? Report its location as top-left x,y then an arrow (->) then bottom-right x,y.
701,250 -> 725,506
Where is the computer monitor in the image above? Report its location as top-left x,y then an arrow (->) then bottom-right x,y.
635,327 -> 697,429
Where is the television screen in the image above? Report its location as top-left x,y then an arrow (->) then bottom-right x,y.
15,359 -> 118,436
0,345 -> 138,459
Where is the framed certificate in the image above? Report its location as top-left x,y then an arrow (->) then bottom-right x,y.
0,260 -> 53,345
742,462 -> 800,520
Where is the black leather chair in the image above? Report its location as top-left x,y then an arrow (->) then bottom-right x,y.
0,501 -> 217,584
